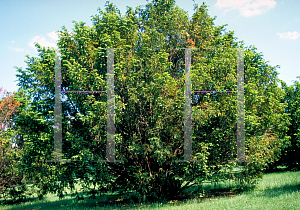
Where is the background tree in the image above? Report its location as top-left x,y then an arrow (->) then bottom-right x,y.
0,87 -> 23,201
12,0 -> 290,202
269,78 -> 300,171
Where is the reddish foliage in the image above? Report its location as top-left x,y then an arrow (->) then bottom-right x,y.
187,38 -> 195,48
0,87 -> 21,132
0,87 -> 22,195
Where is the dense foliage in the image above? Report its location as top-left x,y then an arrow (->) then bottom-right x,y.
1,0 -> 291,203
269,79 -> 300,171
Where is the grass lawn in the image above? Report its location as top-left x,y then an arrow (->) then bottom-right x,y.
1,170 -> 300,210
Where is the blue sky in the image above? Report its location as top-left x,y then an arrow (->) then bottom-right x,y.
1,0 -> 299,94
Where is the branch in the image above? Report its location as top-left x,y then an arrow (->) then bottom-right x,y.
145,155 -> 152,178
180,180 -> 198,191
263,126 -> 275,136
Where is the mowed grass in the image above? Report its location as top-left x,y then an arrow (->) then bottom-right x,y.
1,170 -> 300,210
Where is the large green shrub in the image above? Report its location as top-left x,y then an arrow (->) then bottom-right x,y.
12,0 -> 290,202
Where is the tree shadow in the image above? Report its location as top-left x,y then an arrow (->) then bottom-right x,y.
4,176 -> 300,210
1,186 -> 240,210
258,183 -> 300,198
264,166 -> 290,174
1,190 -> 168,210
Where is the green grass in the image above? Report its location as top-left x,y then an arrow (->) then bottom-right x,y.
1,170 -> 300,210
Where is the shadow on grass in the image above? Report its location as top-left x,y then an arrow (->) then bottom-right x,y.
1,186 -> 242,210
258,183 -> 300,198
3,173 -> 300,210
263,165 -> 300,174
2,193 -> 172,210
